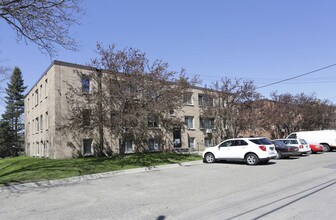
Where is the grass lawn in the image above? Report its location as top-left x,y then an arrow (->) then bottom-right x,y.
0,152 -> 201,186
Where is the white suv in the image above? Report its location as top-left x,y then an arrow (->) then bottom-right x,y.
202,137 -> 277,165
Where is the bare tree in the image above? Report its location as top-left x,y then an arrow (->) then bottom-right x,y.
201,78 -> 261,142
295,93 -> 336,131
264,92 -> 301,137
63,43 -> 197,156
0,0 -> 82,57
262,92 -> 336,138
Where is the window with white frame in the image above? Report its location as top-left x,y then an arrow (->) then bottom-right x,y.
185,116 -> 194,129
36,117 -> 39,133
148,139 -> 160,151
183,92 -> 193,105
40,84 -> 43,102
31,93 -> 34,108
45,78 -> 48,98
35,89 -> 39,105
45,112 -> 49,130
45,141 -> 49,158
188,137 -> 195,148
200,118 -> 215,129
40,115 -> 43,131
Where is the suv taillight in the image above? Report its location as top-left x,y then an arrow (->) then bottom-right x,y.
259,146 -> 266,151
299,145 -> 303,149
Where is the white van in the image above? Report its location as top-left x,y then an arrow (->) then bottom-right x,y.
287,130 -> 336,152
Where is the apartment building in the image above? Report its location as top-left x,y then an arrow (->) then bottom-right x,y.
25,61 -> 217,159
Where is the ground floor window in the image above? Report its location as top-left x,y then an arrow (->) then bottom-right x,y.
83,139 -> 93,156
204,137 -> 212,147
36,142 -> 40,156
45,141 -> 49,158
188,137 -> 195,148
149,139 -> 160,151
125,140 -> 134,153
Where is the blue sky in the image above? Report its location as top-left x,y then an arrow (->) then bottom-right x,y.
1,0 -> 336,110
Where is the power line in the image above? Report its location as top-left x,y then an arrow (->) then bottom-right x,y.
256,63 -> 336,89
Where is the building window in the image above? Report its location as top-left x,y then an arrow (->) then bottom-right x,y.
148,139 -> 160,151
83,109 -> 91,126
148,115 -> 159,128
40,115 -> 43,132
45,141 -> 49,158
35,89 -> 39,105
188,137 -> 195,148
40,84 -> 43,102
185,116 -> 194,129
183,93 -> 193,105
198,94 -> 213,107
200,118 -> 215,129
36,117 -> 39,133
45,112 -> 49,130
36,142 -> 40,156
45,78 -> 48,98
204,138 -> 212,147
125,140 -> 134,153
83,139 -> 93,156
27,98 -> 30,112
82,77 -> 90,93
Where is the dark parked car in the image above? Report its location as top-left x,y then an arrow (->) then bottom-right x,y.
271,140 -> 301,159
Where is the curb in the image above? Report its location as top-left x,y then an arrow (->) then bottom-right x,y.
0,160 -> 203,193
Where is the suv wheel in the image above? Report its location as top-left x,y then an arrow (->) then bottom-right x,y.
322,144 -> 330,152
204,153 -> 215,163
245,153 -> 259,165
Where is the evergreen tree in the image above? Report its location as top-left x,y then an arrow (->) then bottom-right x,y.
0,67 -> 27,157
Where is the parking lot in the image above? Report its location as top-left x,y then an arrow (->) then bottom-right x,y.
1,152 -> 336,220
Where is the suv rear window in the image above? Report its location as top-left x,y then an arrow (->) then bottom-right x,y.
299,139 -> 307,144
288,133 -> 297,138
284,139 -> 298,144
249,138 -> 272,145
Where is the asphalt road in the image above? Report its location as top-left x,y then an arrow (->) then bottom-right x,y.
1,152 -> 336,220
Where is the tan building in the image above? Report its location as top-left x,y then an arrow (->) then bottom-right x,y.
25,61 -> 216,158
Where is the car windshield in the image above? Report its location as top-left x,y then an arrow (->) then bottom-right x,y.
249,138 -> 272,145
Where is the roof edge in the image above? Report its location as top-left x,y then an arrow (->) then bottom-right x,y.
25,60 -> 95,97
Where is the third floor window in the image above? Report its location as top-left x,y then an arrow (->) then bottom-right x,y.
82,77 -> 90,93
